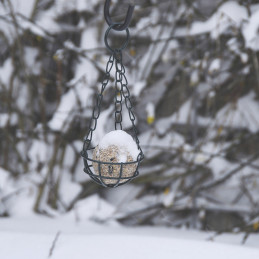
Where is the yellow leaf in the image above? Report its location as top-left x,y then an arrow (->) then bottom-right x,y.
253,222 -> 259,231
36,35 -> 42,41
217,126 -> 223,135
163,187 -> 170,195
180,60 -> 185,65
129,48 -> 136,56
147,116 -> 154,125
53,55 -> 59,61
93,54 -> 97,60
190,81 -> 198,87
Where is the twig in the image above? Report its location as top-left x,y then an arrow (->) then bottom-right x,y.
206,230 -> 224,242
1,188 -> 27,203
48,231 -> 61,258
199,153 -> 259,191
242,232 -> 250,245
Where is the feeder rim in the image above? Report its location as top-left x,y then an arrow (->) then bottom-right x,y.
80,150 -> 144,165
83,168 -> 139,180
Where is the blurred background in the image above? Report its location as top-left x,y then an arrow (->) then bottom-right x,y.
0,0 -> 259,242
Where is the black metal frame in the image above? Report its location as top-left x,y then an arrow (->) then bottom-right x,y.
81,0 -> 143,188
104,0 -> 135,31
81,147 -> 143,188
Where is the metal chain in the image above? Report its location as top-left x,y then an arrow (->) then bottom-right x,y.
83,25 -> 144,161
114,50 -> 144,160
81,5 -> 143,187
114,50 -> 123,130
83,54 -> 114,151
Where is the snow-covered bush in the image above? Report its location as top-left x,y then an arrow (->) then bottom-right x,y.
0,0 -> 259,235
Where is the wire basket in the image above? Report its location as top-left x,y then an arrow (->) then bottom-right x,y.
81,146 -> 144,188
81,22 -> 144,188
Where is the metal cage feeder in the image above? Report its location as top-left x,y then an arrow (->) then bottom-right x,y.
81,144 -> 143,188
81,1 -> 144,188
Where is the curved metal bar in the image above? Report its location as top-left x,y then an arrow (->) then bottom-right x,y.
104,24 -> 130,53
104,0 -> 135,31
83,152 -> 143,165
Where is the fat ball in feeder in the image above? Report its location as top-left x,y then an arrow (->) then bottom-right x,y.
92,130 -> 139,185
82,128 -> 143,188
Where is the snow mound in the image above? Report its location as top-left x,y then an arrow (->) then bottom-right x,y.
99,130 -> 139,160
242,8 -> 259,51
0,224 -> 259,259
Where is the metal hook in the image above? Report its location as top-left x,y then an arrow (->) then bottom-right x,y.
104,0 -> 135,31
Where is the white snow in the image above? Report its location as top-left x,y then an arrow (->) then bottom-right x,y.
35,8 -> 60,33
132,81 -> 146,97
0,113 -> 18,128
48,81 -> 93,132
240,52 -> 249,63
98,130 -> 139,160
215,91 -> 259,133
18,17 -> 47,37
71,194 -> 115,222
7,0 -> 35,18
155,90 -> 259,143
190,70 -> 199,86
0,113 -> 16,128
50,235 -> 259,259
161,40 -> 179,63
146,102 -> 155,118
174,1 -> 259,52
0,216 -> 259,259
0,173 -> 38,217
81,27 -> 98,50
0,58 -> 13,86
139,130 -> 186,159
28,139 -> 49,168
55,0 -> 100,13
59,174 -> 82,206
24,47 -> 41,75
0,168 -> 10,195
7,188 -> 36,217
208,156 -> 236,177
242,8 -> 259,51
0,114 -> 9,128
208,58 -> 221,74
189,1 -> 248,39
155,99 -> 194,135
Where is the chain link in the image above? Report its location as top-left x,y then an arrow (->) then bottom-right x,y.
83,29 -> 144,161
113,50 -> 144,160
114,50 -> 123,130
83,54 -> 114,150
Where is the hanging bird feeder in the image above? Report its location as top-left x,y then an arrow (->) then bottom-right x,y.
81,0 -> 144,188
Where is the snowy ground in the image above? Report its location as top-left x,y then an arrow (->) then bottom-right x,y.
0,216 -> 258,259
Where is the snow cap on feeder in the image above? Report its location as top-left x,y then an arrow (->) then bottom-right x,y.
93,130 -> 139,185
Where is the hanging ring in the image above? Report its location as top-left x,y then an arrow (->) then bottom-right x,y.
104,24 -> 130,53
104,0 -> 134,31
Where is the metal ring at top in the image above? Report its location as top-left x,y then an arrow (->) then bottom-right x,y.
104,24 -> 130,53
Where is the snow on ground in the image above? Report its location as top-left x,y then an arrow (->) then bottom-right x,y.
0,216 -> 258,259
